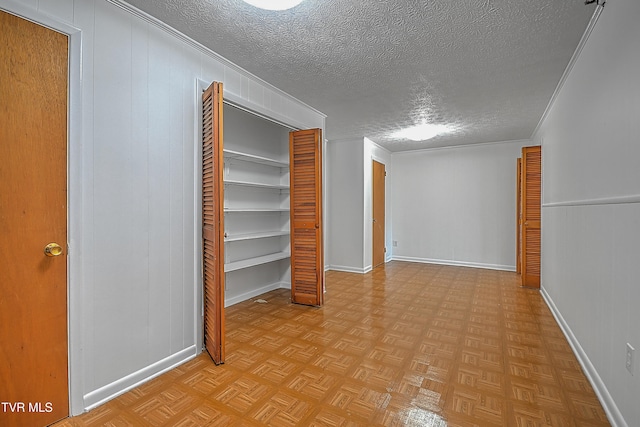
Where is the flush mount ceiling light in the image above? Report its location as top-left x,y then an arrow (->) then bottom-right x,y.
242,0 -> 304,10
393,123 -> 451,141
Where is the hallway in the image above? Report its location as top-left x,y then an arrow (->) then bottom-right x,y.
54,262 -> 610,426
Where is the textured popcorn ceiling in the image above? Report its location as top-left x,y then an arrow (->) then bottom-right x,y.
123,0 -> 597,151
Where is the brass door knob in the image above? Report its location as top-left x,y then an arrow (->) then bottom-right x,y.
44,243 -> 63,257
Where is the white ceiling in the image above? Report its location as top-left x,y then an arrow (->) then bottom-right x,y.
122,0 -> 597,152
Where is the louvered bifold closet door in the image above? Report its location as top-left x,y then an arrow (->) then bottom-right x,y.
202,82 -> 225,363
521,146 -> 541,288
289,129 -> 324,306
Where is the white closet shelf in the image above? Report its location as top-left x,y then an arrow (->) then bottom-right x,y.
223,149 -> 288,168
224,207 -> 290,212
225,230 -> 290,242
224,179 -> 289,190
224,251 -> 291,272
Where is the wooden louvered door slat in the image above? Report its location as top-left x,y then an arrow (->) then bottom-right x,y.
521,146 -> 541,288
290,129 -> 324,306
202,82 -> 225,363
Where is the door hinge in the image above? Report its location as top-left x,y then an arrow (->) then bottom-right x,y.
384,247 -> 387,253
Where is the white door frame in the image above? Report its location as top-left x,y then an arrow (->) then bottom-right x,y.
0,0 -> 84,416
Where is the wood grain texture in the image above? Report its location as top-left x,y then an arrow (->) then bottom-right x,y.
0,10 -> 69,427
372,160 -> 386,268
289,129 -> 324,306
516,158 -> 522,275
521,146 -> 542,288
52,262 -> 610,427
202,82 -> 225,363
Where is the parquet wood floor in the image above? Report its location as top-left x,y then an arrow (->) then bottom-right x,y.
53,262 -> 611,426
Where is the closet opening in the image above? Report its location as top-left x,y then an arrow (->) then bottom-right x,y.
201,81 -> 324,363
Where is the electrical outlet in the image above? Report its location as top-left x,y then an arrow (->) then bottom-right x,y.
626,343 -> 635,375
393,241 -> 398,247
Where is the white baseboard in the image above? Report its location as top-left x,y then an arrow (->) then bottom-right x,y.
279,281 -> 291,289
225,281 -> 288,307
391,256 -> 515,272
541,288 -> 627,427
325,265 -> 370,274
83,345 -> 197,412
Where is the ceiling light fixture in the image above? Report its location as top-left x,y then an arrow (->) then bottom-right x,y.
242,0 -> 304,10
393,123 -> 451,141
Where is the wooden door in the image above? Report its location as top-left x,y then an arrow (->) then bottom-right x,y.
0,10 -> 69,426
289,129 -> 324,306
521,146 -> 542,288
516,158 -> 522,275
372,160 -> 386,268
202,82 -> 225,363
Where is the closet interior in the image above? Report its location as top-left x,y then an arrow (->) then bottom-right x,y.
222,105 -> 293,306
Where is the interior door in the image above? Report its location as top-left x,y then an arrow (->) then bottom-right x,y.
521,146 -> 542,288
0,10 -> 69,426
202,82 -> 225,363
289,129 -> 324,306
516,158 -> 522,275
372,160 -> 386,268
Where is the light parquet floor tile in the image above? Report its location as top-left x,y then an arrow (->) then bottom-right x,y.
52,262 -> 611,426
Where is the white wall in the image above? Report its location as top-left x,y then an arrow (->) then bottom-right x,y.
364,138 -> 393,268
533,0 -> 640,425
0,0 -> 324,415
326,138 -> 392,273
326,138 -> 365,272
391,141 -> 527,271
